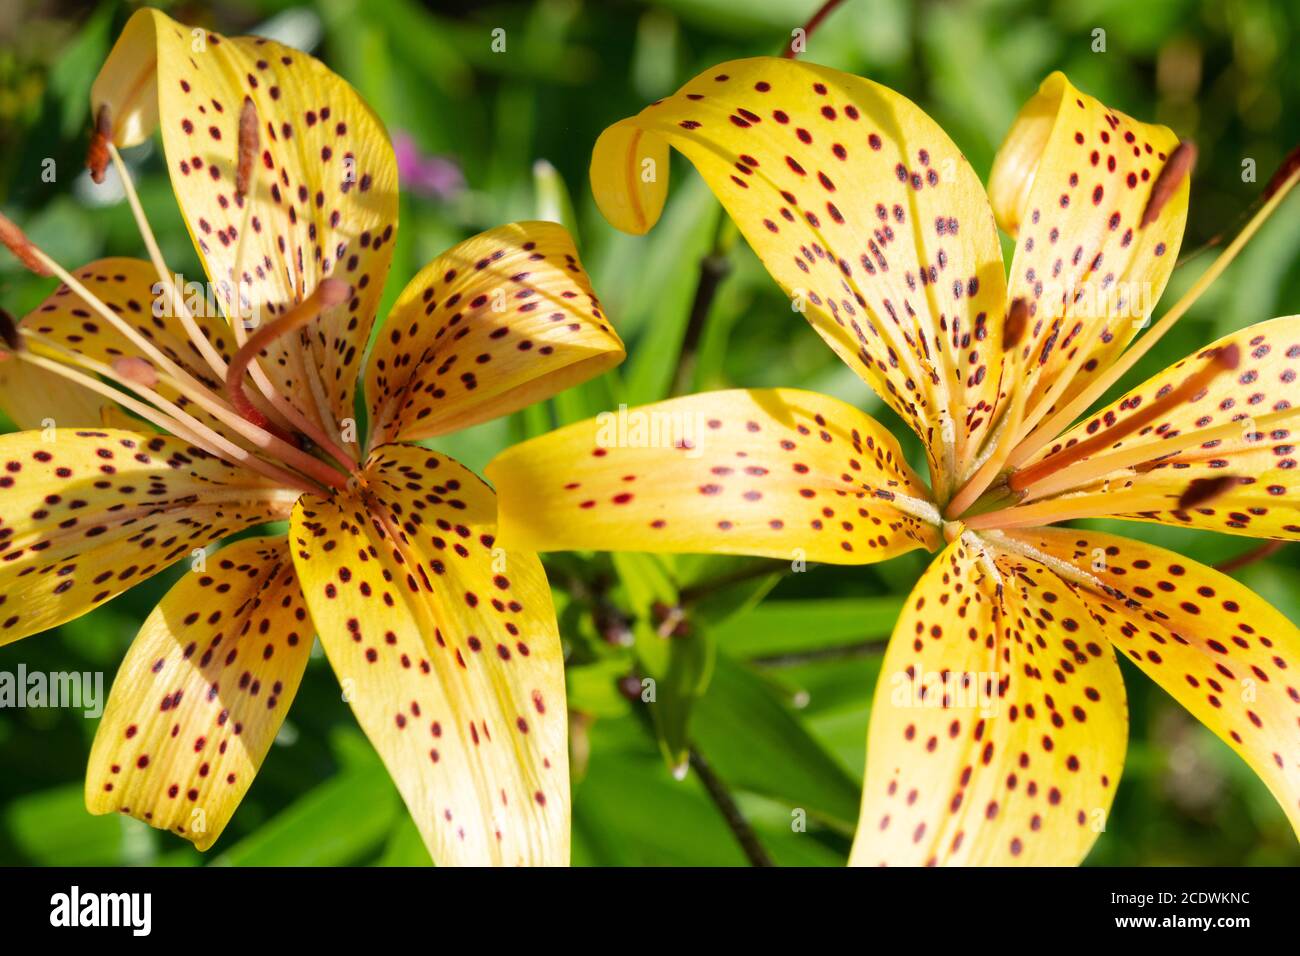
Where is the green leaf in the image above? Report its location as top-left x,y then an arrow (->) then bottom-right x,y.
691,654 -> 861,832
612,552 -> 714,771
711,597 -> 903,659
212,737 -> 398,866
5,784 -> 152,866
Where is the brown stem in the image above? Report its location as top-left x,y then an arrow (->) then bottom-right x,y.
782,0 -> 851,58
1214,540 -> 1286,575
670,241 -> 732,396
689,746 -> 775,867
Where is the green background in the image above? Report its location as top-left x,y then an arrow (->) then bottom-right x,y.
0,0 -> 1297,866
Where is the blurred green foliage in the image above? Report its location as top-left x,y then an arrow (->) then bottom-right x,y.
0,0 -> 1297,866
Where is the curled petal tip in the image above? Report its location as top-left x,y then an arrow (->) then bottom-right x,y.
1177,474 -> 1240,510
1140,141 -> 1196,228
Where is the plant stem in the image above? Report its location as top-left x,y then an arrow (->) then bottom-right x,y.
1214,540 -> 1285,575
679,558 -> 789,606
689,746 -> 775,867
782,0 -> 851,57
670,211 -> 735,397
752,638 -> 890,667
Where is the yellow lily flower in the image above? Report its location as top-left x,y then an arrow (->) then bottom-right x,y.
0,8 -> 625,865
487,58 -> 1300,865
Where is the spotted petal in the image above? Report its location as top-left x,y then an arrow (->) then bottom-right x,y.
591,57 -> 1010,492
850,537 -> 1127,866
85,535 -> 311,849
1000,527 -> 1300,837
1017,317 -> 1300,539
289,443 -> 568,865
487,388 -> 941,563
0,428 -> 296,644
364,221 -> 624,448
989,72 -> 1187,430
13,258 -> 256,446
92,8 -> 398,437
0,352 -> 109,431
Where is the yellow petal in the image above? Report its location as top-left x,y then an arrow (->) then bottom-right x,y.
590,58 -> 1010,487
850,536 -> 1127,865
487,388 -> 941,563
0,428 -> 296,644
85,535 -> 311,850
16,258 -> 250,446
289,443 -> 568,865
0,350 -> 108,431
364,221 -> 624,448
1018,317 -> 1300,539
1001,526 -> 1300,838
92,8 -> 398,435
989,72 -> 1187,430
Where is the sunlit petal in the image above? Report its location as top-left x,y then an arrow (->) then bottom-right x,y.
0,428 -> 295,644
92,8 -> 398,432
850,537 -> 1126,865
364,221 -> 624,448
487,388 -> 941,563
289,443 -> 568,865
85,535 -> 311,850
591,57 -> 1010,486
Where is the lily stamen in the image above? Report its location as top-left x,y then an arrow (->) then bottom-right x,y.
1007,342 -> 1240,494
224,277 -> 350,450
86,104 -> 112,184
223,100 -> 357,467
105,144 -> 233,383
1139,141 -> 1197,228
16,329 -> 322,495
1006,158 -> 1300,469
1,213 -> 351,490
1016,405 -> 1299,503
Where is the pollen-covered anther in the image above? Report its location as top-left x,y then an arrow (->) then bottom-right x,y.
0,212 -> 52,277
112,356 -> 159,388
0,307 -> 22,353
86,105 -> 112,185
1177,475 -> 1241,510
1002,297 -> 1030,351
236,97 -> 259,199
1140,141 -> 1197,228
225,277 -> 351,437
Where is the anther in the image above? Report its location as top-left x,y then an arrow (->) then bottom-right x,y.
87,105 -> 113,185
0,307 -> 21,353
1002,297 -> 1030,351
112,356 -> 159,388
225,277 -> 350,436
236,98 -> 259,199
1140,141 -> 1196,228
1177,475 -> 1240,510
0,212 -> 52,277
